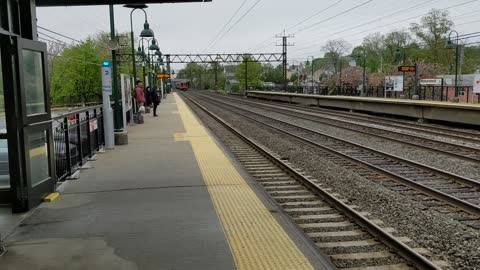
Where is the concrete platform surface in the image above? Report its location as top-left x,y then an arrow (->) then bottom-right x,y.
0,93 -> 326,270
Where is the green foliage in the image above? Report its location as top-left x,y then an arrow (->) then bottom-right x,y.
48,31 -> 136,106
49,38 -> 101,105
177,62 -> 225,90
261,64 -> 283,84
235,55 -> 262,89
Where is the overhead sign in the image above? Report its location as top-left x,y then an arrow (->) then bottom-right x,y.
156,73 -> 171,79
420,79 -> 443,86
474,74 -> 480,93
385,76 -> 404,92
398,66 -> 416,72
102,61 -> 112,94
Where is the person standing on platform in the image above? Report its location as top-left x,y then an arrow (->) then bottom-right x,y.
152,86 -> 160,117
135,80 -> 145,124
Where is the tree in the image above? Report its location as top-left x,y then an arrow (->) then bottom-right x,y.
383,31 -> 411,63
322,39 -> 351,74
49,38 -> 102,105
235,55 -> 262,90
410,9 -> 453,63
261,63 -> 283,84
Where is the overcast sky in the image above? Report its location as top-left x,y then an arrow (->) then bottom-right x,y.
37,0 -> 479,70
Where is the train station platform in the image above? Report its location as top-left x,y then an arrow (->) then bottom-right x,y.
247,91 -> 480,126
0,93 -> 330,270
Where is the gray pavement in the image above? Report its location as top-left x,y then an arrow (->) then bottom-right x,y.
0,95 -> 236,270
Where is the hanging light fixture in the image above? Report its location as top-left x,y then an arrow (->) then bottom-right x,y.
149,39 -> 160,51
140,21 -> 154,37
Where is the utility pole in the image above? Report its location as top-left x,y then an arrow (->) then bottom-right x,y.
166,55 -> 171,93
245,58 -> 248,93
214,62 -> 218,92
276,31 -> 294,92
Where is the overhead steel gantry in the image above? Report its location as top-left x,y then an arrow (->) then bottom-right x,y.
166,53 -> 284,63
165,53 -> 286,92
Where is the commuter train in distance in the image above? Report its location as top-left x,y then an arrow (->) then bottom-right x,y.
174,80 -> 190,91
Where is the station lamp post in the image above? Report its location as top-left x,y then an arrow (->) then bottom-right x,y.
138,37 -> 159,88
395,47 -> 407,94
306,56 -> 315,93
356,49 -> 367,97
447,30 -> 460,100
124,4 -> 154,87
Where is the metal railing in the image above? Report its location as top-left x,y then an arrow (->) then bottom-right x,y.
53,105 -> 105,182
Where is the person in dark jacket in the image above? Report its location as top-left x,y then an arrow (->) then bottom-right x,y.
152,86 -> 161,117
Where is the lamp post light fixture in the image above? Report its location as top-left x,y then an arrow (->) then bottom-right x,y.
395,47 -> 407,94
356,49 -> 367,96
138,37 -> 160,88
447,30 -> 460,101
307,56 -> 314,94
124,4 -> 153,89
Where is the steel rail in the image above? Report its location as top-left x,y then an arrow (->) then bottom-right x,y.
244,94 -> 480,143
202,93 -> 480,161
182,93 -> 442,270
190,92 -> 480,217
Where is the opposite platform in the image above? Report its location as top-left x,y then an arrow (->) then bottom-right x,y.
0,93 -> 328,270
247,91 -> 480,126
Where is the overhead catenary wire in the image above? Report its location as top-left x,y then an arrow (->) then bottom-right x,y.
210,0 -> 263,50
293,0 -> 374,34
293,0 -> 479,51
290,32 -> 480,61
246,0 -> 345,53
206,0 -> 249,52
250,0 -> 379,53
290,5 -> 480,57
38,26 -> 83,43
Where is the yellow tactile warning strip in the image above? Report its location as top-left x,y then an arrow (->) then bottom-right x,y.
174,93 -> 314,270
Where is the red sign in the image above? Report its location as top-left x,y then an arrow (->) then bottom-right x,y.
90,120 -> 98,132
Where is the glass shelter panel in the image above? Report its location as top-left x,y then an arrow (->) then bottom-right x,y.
0,49 -> 6,133
0,139 -> 8,189
28,130 -> 50,187
22,49 -> 46,115
0,46 -> 8,189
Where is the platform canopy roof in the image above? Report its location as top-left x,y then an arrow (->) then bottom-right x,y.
36,0 -> 211,7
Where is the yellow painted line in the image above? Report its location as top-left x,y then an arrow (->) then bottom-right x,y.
44,192 -> 60,202
174,93 -> 314,270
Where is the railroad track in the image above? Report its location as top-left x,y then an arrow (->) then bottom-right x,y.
182,93 -> 447,270
197,92 -> 480,162
243,94 -> 480,144
188,92 -> 480,228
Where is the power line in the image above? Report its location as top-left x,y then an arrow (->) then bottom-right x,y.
211,0 -> 263,50
206,0 -> 249,51
249,0 -> 374,53
287,0 -> 344,31
247,0 -> 344,53
291,4 -> 480,54
294,0 -> 374,34
298,0 -> 441,46
38,26 -> 83,43
48,54 -> 102,66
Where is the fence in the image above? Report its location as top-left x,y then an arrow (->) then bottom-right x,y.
53,105 -> 105,182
